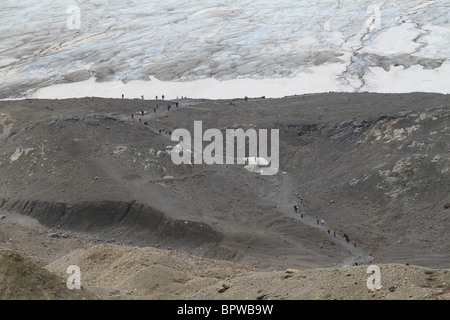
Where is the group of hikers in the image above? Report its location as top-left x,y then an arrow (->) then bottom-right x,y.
294,204 -> 357,247
130,104 -> 178,120
123,93 -> 189,101
122,94 -> 189,125
128,95 -> 180,135
293,204 -> 305,218
128,94 -> 179,119
123,93 -> 165,100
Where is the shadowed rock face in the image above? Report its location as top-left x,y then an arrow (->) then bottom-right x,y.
0,199 -> 224,251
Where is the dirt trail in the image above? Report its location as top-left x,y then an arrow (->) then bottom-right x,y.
274,173 -> 374,266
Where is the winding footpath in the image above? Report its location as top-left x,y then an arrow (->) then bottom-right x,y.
120,101 -> 374,266
276,174 -> 374,267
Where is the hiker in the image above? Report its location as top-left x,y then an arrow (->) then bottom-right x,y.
122,94 -> 124,99
139,117 -> 141,123
154,108 -> 156,113
131,113 -> 134,119
141,110 -> 144,116
353,241 -> 356,247
141,95 -> 144,100
162,95 -> 165,100
294,205 -> 298,213
300,213 -> 304,218
156,95 -> 158,100
344,234 -> 349,242
327,229 -> 330,234
176,102 -> 178,107
333,230 -> 336,237
321,219 -> 324,226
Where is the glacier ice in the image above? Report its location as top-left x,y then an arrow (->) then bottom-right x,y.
0,0 -> 448,99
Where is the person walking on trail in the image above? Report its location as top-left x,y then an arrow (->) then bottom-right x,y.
327,229 -> 330,234
321,219 -> 324,226
353,241 -> 357,247
131,113 -> 134,119
333,230 -> 336,237
300,213 -> 304,218
139,117 -> 141,123
294,205 -> 298,213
